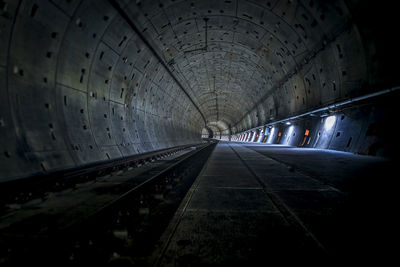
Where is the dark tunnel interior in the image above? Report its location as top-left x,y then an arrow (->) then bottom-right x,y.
0,0 -> 399,265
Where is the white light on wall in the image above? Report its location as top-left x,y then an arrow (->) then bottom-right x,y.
257,129 -> 264,142
324,115 -> 336,131
287,125 -> 294,136
267,127 -> 275,144
286,125 -> 294,144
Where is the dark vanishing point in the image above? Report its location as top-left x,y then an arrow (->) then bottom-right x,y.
0,0 -> 399,266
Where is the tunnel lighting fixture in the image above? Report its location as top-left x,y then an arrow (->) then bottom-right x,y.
285,121 -> 291,125
320,112 -> 330,118
257,129 -> 264,142
324,115 -> 336,131
286,126 -> 294,143
234,86 -> 399,141
267,127 -> 275,144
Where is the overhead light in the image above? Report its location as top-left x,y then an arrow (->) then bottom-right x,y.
285,121 -> 291,125
320,112 -> 330,118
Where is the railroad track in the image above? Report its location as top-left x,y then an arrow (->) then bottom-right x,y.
0,141 -> 217,265
0,143 -> 209,210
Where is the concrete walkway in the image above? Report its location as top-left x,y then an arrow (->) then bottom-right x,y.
154,142 -> 396,266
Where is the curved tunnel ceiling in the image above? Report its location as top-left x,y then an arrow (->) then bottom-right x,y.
128,0 -> 367,130
0,0 -> 395,180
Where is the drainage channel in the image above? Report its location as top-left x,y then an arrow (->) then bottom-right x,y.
0,141 -> 217,265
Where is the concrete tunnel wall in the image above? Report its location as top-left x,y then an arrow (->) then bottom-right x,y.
0,0 -> 204,181
0,0 -> 399,182
233,96 -> 399,158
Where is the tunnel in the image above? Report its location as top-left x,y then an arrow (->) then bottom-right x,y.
0,0 -> 399,265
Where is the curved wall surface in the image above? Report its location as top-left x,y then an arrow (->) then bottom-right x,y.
0,0 -> 398,181
0,0 -> 204,181
233,91 -> 399,158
